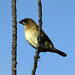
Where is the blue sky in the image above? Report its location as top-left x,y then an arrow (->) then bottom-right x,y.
0,0 -> 75,75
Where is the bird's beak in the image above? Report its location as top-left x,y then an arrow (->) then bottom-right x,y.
19,20 -> 24,25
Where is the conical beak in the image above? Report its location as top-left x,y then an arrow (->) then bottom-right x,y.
19,20 -> 24,25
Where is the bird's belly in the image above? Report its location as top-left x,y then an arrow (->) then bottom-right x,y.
25,30 -> 38,48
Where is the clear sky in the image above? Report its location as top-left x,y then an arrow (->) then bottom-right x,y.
0,0 -> 75,75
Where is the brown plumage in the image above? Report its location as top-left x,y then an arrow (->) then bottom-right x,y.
19,18 -> 67,57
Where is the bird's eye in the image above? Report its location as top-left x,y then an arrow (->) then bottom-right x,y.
24,19 -> 28,22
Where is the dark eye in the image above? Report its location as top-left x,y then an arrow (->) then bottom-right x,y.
24,19 -> 28,22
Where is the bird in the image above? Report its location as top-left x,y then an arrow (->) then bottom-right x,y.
19,18 -> 67,57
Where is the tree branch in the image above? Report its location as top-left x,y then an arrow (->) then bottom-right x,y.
12,0 -> 17,75
32,0 -> 42,75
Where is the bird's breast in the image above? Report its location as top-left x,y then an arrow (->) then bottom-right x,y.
25,28 -> 38,48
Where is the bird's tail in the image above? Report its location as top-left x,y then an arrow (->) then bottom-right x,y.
50,48 -> 67,57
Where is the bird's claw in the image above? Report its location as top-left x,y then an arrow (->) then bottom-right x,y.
34,56 -> 40,61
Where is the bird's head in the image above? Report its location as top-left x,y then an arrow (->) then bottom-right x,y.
19,18 -> 37,27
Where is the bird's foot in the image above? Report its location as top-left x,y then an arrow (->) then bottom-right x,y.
34,56 -> 40,61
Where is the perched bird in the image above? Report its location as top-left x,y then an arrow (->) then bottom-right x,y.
19,18 -> 67,57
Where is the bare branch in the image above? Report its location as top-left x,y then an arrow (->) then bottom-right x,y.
12,0 -> 17,75
32,0 -> 42,75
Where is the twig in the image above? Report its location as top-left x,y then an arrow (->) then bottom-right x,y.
32,0 -> 42,75
12,0 -> 17,75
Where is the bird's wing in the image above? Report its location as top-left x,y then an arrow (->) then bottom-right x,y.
41,30 -> 54,47
36,25 -> 54,48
